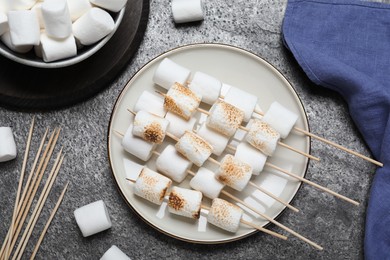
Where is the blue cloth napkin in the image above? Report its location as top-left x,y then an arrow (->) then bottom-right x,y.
282,0 -> 390,258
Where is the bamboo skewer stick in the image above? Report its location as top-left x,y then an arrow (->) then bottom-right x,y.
253,107 -> 383,167
12,152 -> 64,260
221,191 -> 323,250
5,118 -> 35,260
0,129 -> 61,260
30,181 -> 69,260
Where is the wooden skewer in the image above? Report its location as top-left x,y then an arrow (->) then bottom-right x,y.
0,127 -> 49,259
221,191 -> 323,250
125,178 -> 286,241
30,181 -> 69,260
253,107 -> 383,167
12,152 -> 64,260
5,117 -> 35,260
0,128 -> 61,260
225,144 -> 359,206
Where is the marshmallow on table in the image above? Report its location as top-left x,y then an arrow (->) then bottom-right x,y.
245,119 -> 280,156
0,12 -> 7,36
262,101 -> 299,139
72,7 -> 114,45
67,0 -> 92,21
90,0 -> 127,12
74,200 -> 112,237
215,154 -> 252,192
207,198 -> 243,233
153,58 -> 191,90
100,245 -> 131,260
133,91 -> 167,118
235,142 -> 267,175
224,86 -> 258,122
0,127 -> 17,162
171,0 -> 204,24
39,33 -> 77,62
121,124 -> 156,161
1,31 -> 32,53
196,123 -> 229,156
41,0 -> 72,39
189,167 -> 225,199
156,145 -> 192,183
206,100 -> 245,137
132,110 -> 169,144
7,10 -> 40,46
175,131 -> 213,167
134,168 -> 172,205
168,186 -> 203,219
165,111 -> 197,138
188,71 -> 221,105
164,82 -> 202,120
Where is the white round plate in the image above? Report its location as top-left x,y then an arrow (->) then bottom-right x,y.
108,43 -> 310,244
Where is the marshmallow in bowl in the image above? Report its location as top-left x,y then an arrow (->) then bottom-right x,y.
1,31 -> 33,53
74,200 -> 112,237
153,58 -> 191,90
171,0 -> 204,24
90,0 -> 128,12
100,245 -> 131,260
67,0 -> 92,21
41,0 -> 72,39
188,71 -> 221,105
7,10 -> 40,46
207,198 -> 243,233
0,127 -> 17,163
39,33 -> 77,62
72,7 -> 115,46
0,12 -> 7,36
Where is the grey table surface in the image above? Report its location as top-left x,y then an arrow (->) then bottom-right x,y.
0,0 -> 379,259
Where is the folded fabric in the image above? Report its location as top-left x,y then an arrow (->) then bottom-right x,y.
282,0 -> 390,259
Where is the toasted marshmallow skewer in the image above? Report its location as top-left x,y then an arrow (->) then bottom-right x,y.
132,110 -> 170,144
226,144 -> 359,206
168,186 -> 203,219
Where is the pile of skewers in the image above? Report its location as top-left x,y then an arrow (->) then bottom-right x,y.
114,57 -> 383,250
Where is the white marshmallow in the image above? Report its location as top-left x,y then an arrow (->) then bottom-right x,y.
262,101 -> 299,139
224,86 -> 258,122
156,145 -> 192,183
7,10 -> 40,46
165,111 -> 197,138
100,245 -> 131,260
72,7 -> 114,45
31,3 -> 44,29
41,0 -> 72,39
152,58 -> 191,90
164,82 -> 201,120
207,198 -> 243,233
235,142 -> 267,175
90,0 -> 127,12
67,0 -> 92,21
1,31 -> 32,53
134,168 -> 172,205
168,186 -> 202,219
133,91 -> 167,118
196,123 -> 229,156
0,127 -> 17,162
132,111 -> 169,144
215,154 -> 252,191
206,100 -> 244,137
189,167 -> 224,199
171,0 -> 204,24
40,33 -> 77,62
188,71 -> 221,105
121,124 -> 156,161
245,119 -> 280,156
0,12 -> 7,36
175,131 -> 212,167
74,200 -> 112,237
7,0 -> 37,10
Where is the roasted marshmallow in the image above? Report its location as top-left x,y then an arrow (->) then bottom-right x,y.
168,186 -> 202,219
207,198 -> 243,233
224,86 -> 258,122
215,154 -> 252,191
245,119 -> 280,156
121,124 -> 157,161
132,111 -> 169,144
175,131 -> 212,167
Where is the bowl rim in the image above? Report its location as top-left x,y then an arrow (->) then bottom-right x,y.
0,7 -> 125,69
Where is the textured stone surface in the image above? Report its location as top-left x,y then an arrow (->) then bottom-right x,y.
0,0 -> 378,259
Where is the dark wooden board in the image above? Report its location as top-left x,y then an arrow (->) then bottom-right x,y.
0,0 -> 149,111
